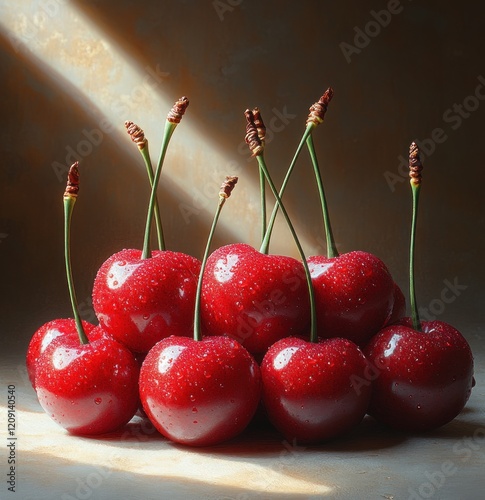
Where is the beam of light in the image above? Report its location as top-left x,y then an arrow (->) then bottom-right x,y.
0,0 -> 262,244
0,1 -> 319,257
9,403 -> 334,496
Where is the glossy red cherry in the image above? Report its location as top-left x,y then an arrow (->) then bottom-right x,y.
261,336 -> 371,443
201,243 -> 310,356
364,142 -> 475,432
35,334 -> 140,435
364,320 -> 474,431
308,251 -> 395,346
92,249 -> 200,353
26,319 -> 96,388
139,333 -> 261,446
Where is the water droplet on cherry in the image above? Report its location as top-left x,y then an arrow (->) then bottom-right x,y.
94,397 -> 102,405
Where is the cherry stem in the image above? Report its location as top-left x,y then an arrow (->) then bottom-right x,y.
408,141 -> 423,332
140,145 -> 165,251
260,124 -> 314,254
409,181 -> 422,331
141,121 -> 177,259
257,155 -> 318,343
306,134 -> 338,258
194,177 -> 238,341
63,194 -> 89,345
259,166 -> 267,244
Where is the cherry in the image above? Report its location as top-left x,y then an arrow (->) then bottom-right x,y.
92,248 -> 200,353
364,142 -> 474,431
35,333 -> 140,435
92,98 -> 201,353
139,177 -> 262,446
307,252 -> 394,346
200,109 -> 323,357
261,336 -> 371,443
201,243 -> 310,356
30,163 -> 140,435
140,335 -> 261,446
364,321 -> 474,431
262,89 -> 395,346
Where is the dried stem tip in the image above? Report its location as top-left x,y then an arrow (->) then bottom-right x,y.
125,120 -> 147,150
167,96 -> 190,123
219,176 -> 238,199
64,162 -> 80,198
306,87 -> 334,126
244,109 -> 264,157
409,142 -> 423,186
252,107 -> 266,144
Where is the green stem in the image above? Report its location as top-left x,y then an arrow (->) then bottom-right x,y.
140,145 -> 165,251
410,183 -> 421,331
260,123 -> 315,255
306,134 -> 338,258
259,166 -> 267,245
194,197 -> 226,341
63,196 -> 89,345
257,155 -> 318,343
141,121 -> 177,260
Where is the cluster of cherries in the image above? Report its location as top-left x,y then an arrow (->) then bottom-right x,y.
26,92 -> 475,447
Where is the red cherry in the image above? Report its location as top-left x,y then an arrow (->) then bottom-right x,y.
139,335 -> 261,446
201,243 -> 311,356
307,251 -> 395,346
261,336 -> 371,443
35,334 -> 140,435
92,249 -> 200,353
364,320 -> 474,431
26,319 -> 97,388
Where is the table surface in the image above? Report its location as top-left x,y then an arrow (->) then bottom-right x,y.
2,329 -> 484,500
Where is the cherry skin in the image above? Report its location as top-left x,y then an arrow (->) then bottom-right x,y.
307,251 -> 395,347
201,243 -> 310,356
139,335 -> 261,447
385,282 -> 406,326
92,249 -> 201,353
26,319 -> 98,388
364,319 -> 474,431
261,336 -> 372,443
34,333 -> 140,435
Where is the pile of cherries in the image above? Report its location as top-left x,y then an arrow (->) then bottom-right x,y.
27,92 -> 474,447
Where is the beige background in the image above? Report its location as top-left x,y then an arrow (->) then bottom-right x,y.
1,0 -> 484,354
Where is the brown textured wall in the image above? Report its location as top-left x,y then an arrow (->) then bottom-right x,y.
1,0 -> 484,353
